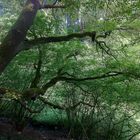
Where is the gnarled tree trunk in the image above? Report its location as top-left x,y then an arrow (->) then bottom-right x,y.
0,0 -> 40,74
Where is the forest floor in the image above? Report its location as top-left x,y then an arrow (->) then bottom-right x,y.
0,120 -> 71,140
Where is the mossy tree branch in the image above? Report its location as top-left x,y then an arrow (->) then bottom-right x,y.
25,31 -> 96,47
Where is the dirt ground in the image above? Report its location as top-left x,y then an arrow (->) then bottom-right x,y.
0,121 -> 71,140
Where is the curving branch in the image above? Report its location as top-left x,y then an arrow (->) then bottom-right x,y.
25,31 -> 96,47
58,71 -> 123,82
39,96 -> 97,111
0,71 -> 123,100
0,70 -> 132,114
39,96 -> 64,110
30,48 -> 43,88
41,71 -> 123,93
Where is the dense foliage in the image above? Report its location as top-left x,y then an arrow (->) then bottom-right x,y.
0,0 -> 140,140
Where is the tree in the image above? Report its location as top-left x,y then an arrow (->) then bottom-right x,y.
0,0 -> 40,73
0,0 -> 94,74
0,0 -> 140,139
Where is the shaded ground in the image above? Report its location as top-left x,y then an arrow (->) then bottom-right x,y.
0,119 -> 71,140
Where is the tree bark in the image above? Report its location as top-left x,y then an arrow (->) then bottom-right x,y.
27,31 -> 96,45
0,0 -> 40,74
